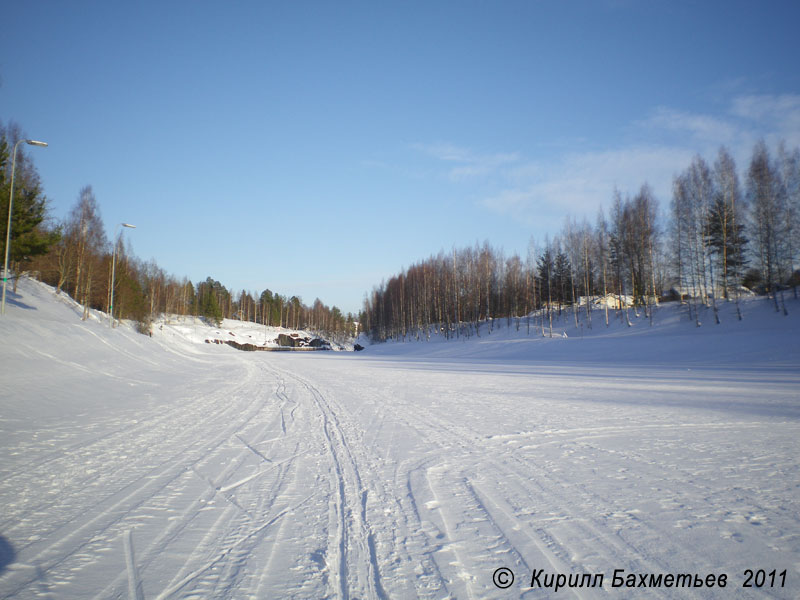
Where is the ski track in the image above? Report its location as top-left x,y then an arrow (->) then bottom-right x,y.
3,310 -> 800,598
270,366 -> 388,600
271,356 -> 800,600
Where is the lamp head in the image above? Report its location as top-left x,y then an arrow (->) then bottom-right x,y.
25,140 -> 48,147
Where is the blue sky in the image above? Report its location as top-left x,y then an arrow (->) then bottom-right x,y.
3,1 -> 800,314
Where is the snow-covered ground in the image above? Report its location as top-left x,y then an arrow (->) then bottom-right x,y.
1,277 -> 799,599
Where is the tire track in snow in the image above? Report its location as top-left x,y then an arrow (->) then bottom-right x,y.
166,437 -> 307,597
5,381 -> 261,545
349,385 -> 495,597
156,363 -> 331,599
123,529 -> 144,600
2,362 -> 274,599
381,391 -> 678,598
4,453 -> 200,597
94,367 -> 294,599
270,364 -> 388,600
1,367 -> 266,536
492,427 -> 745,586
376,397 -> 521,596
0,378 -> 210,487
420,465 -> 480,600
416,403 -> 737,598
152,494 -> 315,600
399,457 -> 455,598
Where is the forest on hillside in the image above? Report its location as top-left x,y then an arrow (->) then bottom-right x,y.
361,142 -> 800,341
1,121 -> 358,339
3,116 -> 798,344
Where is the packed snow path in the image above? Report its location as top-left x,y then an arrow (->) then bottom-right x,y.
1,280 -> 799,598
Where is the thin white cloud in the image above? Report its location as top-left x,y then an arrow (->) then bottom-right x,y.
641,107 -> 739,145
413,142 -> 474,162
730,93 -> 800,122
482,145 -> 695,223
489,93 -> 800,222
413,142 -> 520,181
449,165 -> 492,180
414,93 -> 800,230
639,95 -> 800,154
729,94 -> 800,148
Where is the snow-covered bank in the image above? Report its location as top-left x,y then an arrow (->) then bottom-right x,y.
151,313 -> 352,352
360,296 -> 800,368
1,277 -> 799,599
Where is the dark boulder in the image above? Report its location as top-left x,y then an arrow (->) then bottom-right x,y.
277,333 -> 300,347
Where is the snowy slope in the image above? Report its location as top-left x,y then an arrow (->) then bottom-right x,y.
152,314 -> 349,351
1,277 -> 799,599
360,298 -> 800,367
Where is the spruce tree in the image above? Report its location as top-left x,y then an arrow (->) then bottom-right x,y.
705,196 -> 747,292
0,126 -> 59,274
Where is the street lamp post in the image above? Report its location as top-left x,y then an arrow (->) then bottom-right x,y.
109,222 -> 136,327
2,139 -> 48,315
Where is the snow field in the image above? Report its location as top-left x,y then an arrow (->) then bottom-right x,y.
1,277 -> 799,598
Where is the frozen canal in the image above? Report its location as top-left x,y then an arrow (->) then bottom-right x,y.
1,279 -> 799,598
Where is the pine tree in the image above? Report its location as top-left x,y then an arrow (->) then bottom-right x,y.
197,277 -> 224,326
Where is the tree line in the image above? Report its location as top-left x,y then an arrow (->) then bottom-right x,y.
5,115 -> 797,344
1,121 -> 358,340
361,142 -> 800,341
